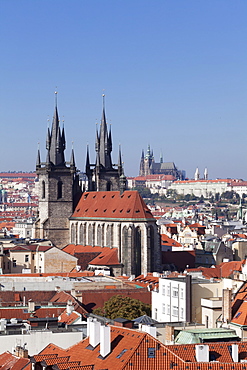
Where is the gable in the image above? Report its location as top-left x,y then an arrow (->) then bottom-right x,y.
71,191 -> 154,220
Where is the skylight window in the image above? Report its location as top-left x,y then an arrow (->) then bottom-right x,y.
235,312 -> 242,318
116,349 -> 127,358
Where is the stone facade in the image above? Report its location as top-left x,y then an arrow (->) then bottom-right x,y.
35,103 -> 81,248
69,191 -> 161,276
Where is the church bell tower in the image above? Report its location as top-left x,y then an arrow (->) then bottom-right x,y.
35,94 -> 81,248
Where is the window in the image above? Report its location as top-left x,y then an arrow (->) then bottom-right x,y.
181,307 -> 184,319
42,181 -> 45,199
181,288 -> 184,299
172,287 -> 178,297
57,181 -> 63,199
167,286 -> 170,296
162,285 -> 166,295
154,308 -> 157,320
167,305 -> 170,315
172,306 -> 178,316
148,348 -> 155,358
162,303 -> 166,314
25,255 -> 29,262
13,260 -> 17,268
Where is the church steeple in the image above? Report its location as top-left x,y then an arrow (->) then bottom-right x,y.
97,95 -> 113,169
87,95 -> 124,192
35,94 -> 82,248
46,93 -> 66,167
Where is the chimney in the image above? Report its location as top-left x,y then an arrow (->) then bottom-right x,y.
222,289 -> 232,322
100,325 -> 111,358
66,300 -> 74,315
88,318 -> 100,348
195,345 -> 209,362
231,344 -> 238,363
28,301 -> 35,313
165,325 -> 174,343
141,324 -> 157,338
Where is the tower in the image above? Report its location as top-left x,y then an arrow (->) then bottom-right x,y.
194,167 -> 200,181
86,96 -> 126,192
35,95 -> 82,248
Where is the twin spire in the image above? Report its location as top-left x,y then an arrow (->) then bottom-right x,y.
36,93 -> 75,170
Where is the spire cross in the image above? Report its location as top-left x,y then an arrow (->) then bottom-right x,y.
102,90 -> 105,110
54,88 -> 58,107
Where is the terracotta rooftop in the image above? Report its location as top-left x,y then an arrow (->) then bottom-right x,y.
0,351 -> 31,370
31,328 -> 247,369
71,191 -> 154,220
63,244 -> 121,268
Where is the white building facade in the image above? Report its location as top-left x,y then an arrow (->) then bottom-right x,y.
152,276 -> 191,323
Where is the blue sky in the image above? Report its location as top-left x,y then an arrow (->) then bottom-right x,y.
0,0 -> 246,180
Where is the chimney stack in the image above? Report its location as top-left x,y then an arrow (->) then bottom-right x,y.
88,318 -> 100,348
222,289 -> 232,322
100,325 -> 111,358
231,344 -> 238,363
195,345 -> 209,362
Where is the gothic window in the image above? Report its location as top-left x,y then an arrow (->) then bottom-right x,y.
71,223 -> 77,244
106,224 -> 111,246
88,224 -> 93,246
57,181 -> 63,199
42,181 -> 45,199
92,223 -> 95,246
122,226 -> 128,275
147,225 -> 154,272
101,224 -> 105,246
106,181 -> 112,191
97,225 -> 102,246
134,226 -> 142,276
79,224 -> 84,245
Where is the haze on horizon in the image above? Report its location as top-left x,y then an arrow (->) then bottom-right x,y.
0,0 -> 246,180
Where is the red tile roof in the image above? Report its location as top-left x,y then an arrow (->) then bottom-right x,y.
71,191 -> 154,220
63,244 -> 121,268
31,328 -> 247,369
161,234 -> 182,247
0,351 -> 31,370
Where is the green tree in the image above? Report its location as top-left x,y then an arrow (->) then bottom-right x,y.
93,295 -> 151,320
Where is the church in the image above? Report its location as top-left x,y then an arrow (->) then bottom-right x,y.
139,145 -> 185,180
34,96 -> 161,276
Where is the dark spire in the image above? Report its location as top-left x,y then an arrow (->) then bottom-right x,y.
70,148 -> 75,167
97,94 -> 113,169
118,144 -> 123,175
47,93 -> 66,166
86,144 -> 91,175
46,127 -> 51,150
141,149 -> 144,159
36,148 -> 41,169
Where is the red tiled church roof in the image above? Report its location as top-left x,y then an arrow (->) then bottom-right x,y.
71,191 -> 154,220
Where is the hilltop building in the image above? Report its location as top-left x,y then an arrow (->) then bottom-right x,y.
139,145 -> 185,180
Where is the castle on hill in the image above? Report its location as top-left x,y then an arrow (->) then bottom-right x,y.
139,145 -> 185,180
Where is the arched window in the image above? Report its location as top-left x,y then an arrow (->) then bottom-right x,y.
134,227 -> 142,277
147,225 -> 154,272
42,181 -> 45,199
97,225 -> 102,246
57,181 -> 63,199
71,224 -> 76,244
106,181 -> 112,191
122,226 -> 128,275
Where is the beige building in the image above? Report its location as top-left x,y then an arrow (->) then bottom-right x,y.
7,244 -> 77,274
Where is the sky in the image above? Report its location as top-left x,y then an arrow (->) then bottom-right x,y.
0,0 -> 246,180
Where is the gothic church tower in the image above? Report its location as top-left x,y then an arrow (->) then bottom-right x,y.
86,96 -> 126,192
35,96 -> 81,248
